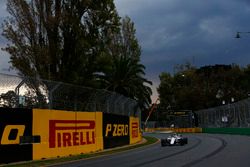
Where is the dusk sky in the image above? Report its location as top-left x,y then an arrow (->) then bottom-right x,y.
1,0 -> 250,101
114,0 -> 250,101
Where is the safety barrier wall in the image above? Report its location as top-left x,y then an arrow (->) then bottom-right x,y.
32,109 -> 103,160
145,127 -> 250,136
0,108 -> 141,164
144,128 -> 202,133
103,113 -> 129,149
130,117 -> 141,144
202,128 -> 250,135
0,108 -> 33,163
170,128 -> 202,133
196,98 -> 250,128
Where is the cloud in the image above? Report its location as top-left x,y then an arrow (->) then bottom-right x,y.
115,0 -> 250,70
114,0 -> 250,100
0,49 -> 11,73
0,0 -> 8,17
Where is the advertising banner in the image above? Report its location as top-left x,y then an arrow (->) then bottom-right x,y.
103,113 -> 129,149
0,108 -> 142,163
32,109 -> 103,160
129,117 -> 141,144
0,108 -> 33,163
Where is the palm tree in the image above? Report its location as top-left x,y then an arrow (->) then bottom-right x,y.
97,56 -> 152,111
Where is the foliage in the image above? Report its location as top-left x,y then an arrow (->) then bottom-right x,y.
120,16 -> 141,62
2,0 -> 152,111
0,91 -> 16,107
158,64 -> 250,111
97,56 -> 152,110
0,88 -> 47,108
2,0 -> 120,83
95,16 -> 152,110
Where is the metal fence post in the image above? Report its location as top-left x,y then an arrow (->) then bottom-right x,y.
14,78 -> 26,107
49,82 -> 61,110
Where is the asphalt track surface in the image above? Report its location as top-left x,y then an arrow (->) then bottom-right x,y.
51,133 -> 250,167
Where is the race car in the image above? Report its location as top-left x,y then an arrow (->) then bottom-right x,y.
161,133 -> 188,146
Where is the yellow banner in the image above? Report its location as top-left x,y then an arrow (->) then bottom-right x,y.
145,127 -> 202,133
173,128 -> 202,133
32,109 -> 103,160
129,117 -> 141,144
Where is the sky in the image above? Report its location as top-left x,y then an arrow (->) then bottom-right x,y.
1,0 -> 250,101
114,0 -> 250,101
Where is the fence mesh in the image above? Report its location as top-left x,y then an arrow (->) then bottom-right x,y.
0,73 -> 140,117
196,98 -> 250,128
143,110 -> 194,128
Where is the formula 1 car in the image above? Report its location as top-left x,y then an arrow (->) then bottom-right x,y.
161,133 -> 188,146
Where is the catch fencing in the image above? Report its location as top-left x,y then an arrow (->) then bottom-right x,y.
143,110 -> 194,129
0,73 -> 140,117
196,98 -> 250,128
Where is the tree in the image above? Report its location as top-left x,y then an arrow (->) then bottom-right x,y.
96,16 -> 152,111
98,56 -> 152,110
120,16 -> 141,62
158,72 -> 174,107
158,64 -> 250,111
2,0 -> 122,106
59,0 -> 121,86
2,0 -> 152,112
0,91 -> 16,107
2,0 -> 120,85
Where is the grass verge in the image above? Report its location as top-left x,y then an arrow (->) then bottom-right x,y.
3,136 -> 158,167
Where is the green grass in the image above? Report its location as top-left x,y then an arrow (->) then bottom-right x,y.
3,136 -> 158,167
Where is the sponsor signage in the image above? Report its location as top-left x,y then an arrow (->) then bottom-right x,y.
129,117 -> 141,144
105,123 -> 129,137
0,108 -> 32,163
49,120 -> 96,148
32,109 -> 103,160
103,113 -> 129,149
0,108 -> 142,163
1,125 -> 25,145
131,122 -> 139,138
33,111 -> 142,159
167,110 -> 191,116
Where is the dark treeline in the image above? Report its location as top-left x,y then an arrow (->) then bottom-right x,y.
158,63 -> 250,111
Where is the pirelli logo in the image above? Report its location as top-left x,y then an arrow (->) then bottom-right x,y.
49,120 -> 96,148
132,122 -> 139,138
